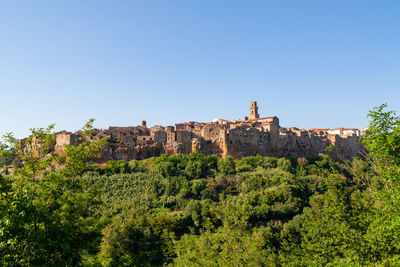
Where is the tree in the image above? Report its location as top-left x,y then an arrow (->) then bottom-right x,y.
97,210 -> 178,266
360,104 -> 400,265
0,120 -> 108,266
173,227 -> 275,266
278,105 -> 400,266
280,174 -> 370,265
217,155 -> 236,175
363,104 -> 400,168
0,133 -> 17,173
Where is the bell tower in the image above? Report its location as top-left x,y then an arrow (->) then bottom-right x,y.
249,101 -> 259,120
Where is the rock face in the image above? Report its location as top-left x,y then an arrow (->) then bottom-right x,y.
55,102 -> 365,162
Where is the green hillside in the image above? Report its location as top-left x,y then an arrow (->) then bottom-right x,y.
1,104 -> 400,266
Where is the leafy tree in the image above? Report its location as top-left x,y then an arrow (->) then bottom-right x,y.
106,160 -> 131,174
263,156 -> 278,169
173,227 -> 275,267
60,119 -> 109,177
277,158 -> 295,173
237,155 -> 265,172
280,174 -> 370,265
0,133 -> 16,173
155,155 -> 179,178
217,155 -> 236,175
360,104 -> 400,265
97,210 -> 179,266
363,103 -> 400,167
191,179 -> 207,198
184,157 -> 206,179
0,120 -> 108,266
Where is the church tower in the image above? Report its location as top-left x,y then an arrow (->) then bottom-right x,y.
249,101 -> 259,120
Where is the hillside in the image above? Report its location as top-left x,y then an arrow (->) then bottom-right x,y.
1,104 -> 400,266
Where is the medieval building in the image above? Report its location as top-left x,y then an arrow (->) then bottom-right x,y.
55,102 -> 364,162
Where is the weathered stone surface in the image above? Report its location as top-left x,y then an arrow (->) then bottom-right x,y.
55,102 -> 364,162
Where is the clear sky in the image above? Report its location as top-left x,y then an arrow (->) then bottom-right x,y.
1,1 -> 399,138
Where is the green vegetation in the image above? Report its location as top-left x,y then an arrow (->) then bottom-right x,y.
1,104 -> 400,266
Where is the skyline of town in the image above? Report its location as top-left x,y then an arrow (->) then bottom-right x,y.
1,1 -> 399,138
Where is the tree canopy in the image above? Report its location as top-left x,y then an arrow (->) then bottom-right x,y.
1,105 -> 400,266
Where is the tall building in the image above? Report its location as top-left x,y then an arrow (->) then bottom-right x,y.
249,101 -> 259,120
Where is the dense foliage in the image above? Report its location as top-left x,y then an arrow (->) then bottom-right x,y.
1,104 -> 400,266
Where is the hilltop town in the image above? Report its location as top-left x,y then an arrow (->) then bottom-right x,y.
55,102 -> 365,162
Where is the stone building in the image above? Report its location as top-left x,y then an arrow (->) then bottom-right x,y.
54,102 -> 364,162
249,101 -> 260,120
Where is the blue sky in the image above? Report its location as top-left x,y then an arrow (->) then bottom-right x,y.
1,1 -> 399,138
